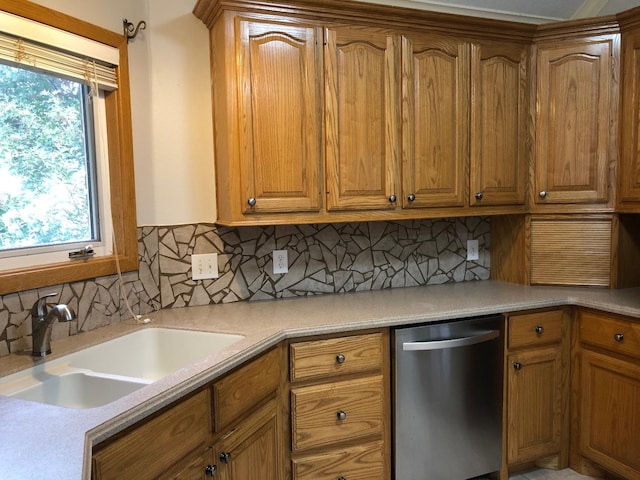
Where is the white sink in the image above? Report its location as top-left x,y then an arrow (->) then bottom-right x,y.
0,327 -> 244,408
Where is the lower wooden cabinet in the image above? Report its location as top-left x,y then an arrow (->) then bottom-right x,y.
575,310 -> 640,479
213,399 -> 281,480
505,309 -> 569,471
288,330 -> 391,480
91,346 -> 285,480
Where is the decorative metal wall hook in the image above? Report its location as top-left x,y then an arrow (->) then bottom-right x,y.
123,19 -> 146,43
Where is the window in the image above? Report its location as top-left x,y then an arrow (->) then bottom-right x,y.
0,2 -> 137,295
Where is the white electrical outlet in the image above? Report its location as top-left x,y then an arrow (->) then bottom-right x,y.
191,253 -> 219,280
467,240 -> 479,261
273,250 -> 288,274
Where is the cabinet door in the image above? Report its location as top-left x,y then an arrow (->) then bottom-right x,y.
507,346 -> 563,464
324,26 -> 399,211
619,28 -> 640,206
236,18 -> 322,214
534,38 -> 613,205
213,399 -> 282,480
470,42 -> 527,207
401,34 -> 469,208
580,350 -> 640,479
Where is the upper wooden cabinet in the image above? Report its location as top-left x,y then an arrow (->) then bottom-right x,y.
209,13 -> 323,223
194,0 -> 535,225
533,34 -> 617,209
470,42 -> 528,207
324,26 -> 399,211
618,19 -> 640,209
401,34 -> 469,209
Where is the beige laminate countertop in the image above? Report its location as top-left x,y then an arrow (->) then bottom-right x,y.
2,280 -> 640,479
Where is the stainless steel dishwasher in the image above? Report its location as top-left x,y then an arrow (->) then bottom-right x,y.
393,315 -> 504,480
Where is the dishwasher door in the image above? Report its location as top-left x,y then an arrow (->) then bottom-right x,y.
393,315 -> 504,480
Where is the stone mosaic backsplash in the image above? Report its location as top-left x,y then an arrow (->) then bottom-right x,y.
0,218 -> 490,357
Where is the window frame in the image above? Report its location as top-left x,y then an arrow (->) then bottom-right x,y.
0,0 -> 138,295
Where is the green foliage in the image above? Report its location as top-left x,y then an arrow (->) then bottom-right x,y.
0,63 -> 94,250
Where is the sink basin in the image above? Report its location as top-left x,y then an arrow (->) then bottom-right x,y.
8,371 -> 150,409
0,327 -> 244,408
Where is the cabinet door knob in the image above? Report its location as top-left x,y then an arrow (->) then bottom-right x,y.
219,452 -> 231,464
407,193 -> 416,202
614,333 -> 624,342
535,325 -> 544,335
388,194 -> 397,203
205,465 -> 217,477
475,192 -> 483,201
337,410 -> 347,421
247,197 -> 257,207
336,353 -> 346,364
513,362 -> 522,371
539,191 -> 547,199
338,477 -> 347,480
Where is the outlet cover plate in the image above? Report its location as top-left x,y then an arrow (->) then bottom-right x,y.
467,240 -> 479,261
192,253 -> 219,280
273,250 -> 288,274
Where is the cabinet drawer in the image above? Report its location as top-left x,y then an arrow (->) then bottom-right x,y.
92,389 -> 211,480
292,441 -> 385,480
580,310 -> 640,360
213,347 -> 281,431
508,310 -> 564,349
290,333 -> 383,382
291,375 -> 384,452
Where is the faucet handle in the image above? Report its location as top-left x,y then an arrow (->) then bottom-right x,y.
31,293 -> 59,319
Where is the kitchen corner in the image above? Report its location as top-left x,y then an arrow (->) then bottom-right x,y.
2,280 -> 640,479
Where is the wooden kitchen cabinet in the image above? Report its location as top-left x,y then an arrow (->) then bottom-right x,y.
210,13 -> 323,221
574,309 -> 640,479
505,309 -> 570,471
92,389 -> 213,480
470,41 -> 528,208
400,33 -> 469,209
324,26 -> 399,212
289,330 -> 391,480
92,347 -> 286,480
618,18 -> 640,209
532,34 -> 616,209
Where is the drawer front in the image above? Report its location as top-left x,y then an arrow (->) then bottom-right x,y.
213,347 -> 281,431
292,441 -> 385,480
291,376 -> 384,452
92,389 -> 211,480
290,333 -> 383,382
509,310 -> 564,349
580,310 -> 640,360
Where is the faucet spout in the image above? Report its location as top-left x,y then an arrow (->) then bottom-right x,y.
31,294 -> 76,357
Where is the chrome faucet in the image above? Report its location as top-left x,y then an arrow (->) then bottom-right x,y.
31,293 -> 76,357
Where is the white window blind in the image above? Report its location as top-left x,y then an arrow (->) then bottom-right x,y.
0,10 -> 119,90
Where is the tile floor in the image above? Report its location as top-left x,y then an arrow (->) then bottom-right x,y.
509,468 -> 601,479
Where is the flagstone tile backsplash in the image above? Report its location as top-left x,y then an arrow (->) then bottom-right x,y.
0,218 -> 490,357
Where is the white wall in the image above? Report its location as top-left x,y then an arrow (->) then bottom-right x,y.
29,0 -> 216,226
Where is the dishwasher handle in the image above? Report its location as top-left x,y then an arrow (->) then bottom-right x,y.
402,329 -> 500,351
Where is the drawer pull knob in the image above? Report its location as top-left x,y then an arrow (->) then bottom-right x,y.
338,477 -> 346,480
407,193 -> 416,202
337,410 -> 347,421
219,452 -> 231,464
539,190 -> 547,199
336,353 -> 346,364
535,325 -> 544,335
475,192 -> 483,201
614,333 -> 624,342
205,465 -> 217,476
247,197 -> 257,207
513,362 -> 522,371
389,194 -> 397,203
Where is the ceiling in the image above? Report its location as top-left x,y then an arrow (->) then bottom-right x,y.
361,0 -> 640,23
